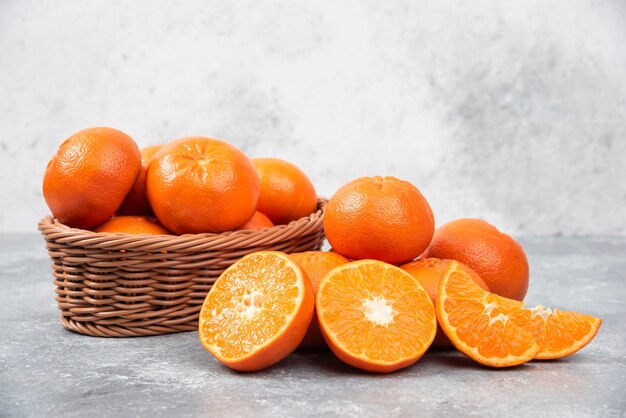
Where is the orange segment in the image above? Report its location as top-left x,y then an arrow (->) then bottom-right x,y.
316,260 -> 437,373
437,261 -> 539,368
507,306 -> 602,360
198,251 -> 313,372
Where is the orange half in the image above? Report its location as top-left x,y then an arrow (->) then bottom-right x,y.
437,261 -> 540,367
198,251 -> 314,372
316,260 -> 437,373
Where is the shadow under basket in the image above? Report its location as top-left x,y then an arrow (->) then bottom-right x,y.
38,199 -> 327,337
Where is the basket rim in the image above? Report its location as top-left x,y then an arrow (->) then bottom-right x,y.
38,197 -> 327,251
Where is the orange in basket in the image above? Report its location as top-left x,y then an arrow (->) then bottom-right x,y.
42,127 -> 141,230
146,137 -> 260,234
253,158 -> 318,226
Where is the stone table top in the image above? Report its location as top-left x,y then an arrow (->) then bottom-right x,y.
1,234 -> 624,417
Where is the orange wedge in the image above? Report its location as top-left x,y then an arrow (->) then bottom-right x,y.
316,260 -> 437,373
198,251 -> 314,372
506,306 -> 601,360
437,261 -> 540,367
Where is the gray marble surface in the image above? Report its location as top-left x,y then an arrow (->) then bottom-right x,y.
1,233 -> 624,417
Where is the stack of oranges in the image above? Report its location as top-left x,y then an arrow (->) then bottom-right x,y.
42,126 -> 602,374
42,127 -> 318,236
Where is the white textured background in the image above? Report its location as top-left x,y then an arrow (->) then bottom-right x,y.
1,0 -> 625,235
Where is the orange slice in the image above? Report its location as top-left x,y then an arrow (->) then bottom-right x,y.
316,260 -> 437,373
506,306 -> 601,360
437,261 -> 540,367
198,251 -> 314,372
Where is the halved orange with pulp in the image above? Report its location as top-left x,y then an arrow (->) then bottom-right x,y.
198,251 -> 314,372
437,261 -> 539,367
316,260 -> 437,373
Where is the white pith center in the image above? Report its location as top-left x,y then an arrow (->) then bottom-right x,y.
488,313 -> 509,326
483,301 -> 509,325
234,289 -> 267,318
361,296 -> 396,326
483,302 -> 497,316
530,305 -> 554,320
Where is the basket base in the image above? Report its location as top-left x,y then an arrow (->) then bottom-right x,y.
60,316 -> 198,337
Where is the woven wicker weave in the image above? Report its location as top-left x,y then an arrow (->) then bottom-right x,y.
38,199 -> 327,337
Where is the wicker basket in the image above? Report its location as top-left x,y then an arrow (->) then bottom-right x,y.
38,199 -> 327,337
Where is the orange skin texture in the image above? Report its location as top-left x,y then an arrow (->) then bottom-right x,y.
252,158 -> 317,225
289,251 -> 350,349
238,211 -> 274,231
117,144 -> 163,216
422,218 -> 529,301
400,258 -> 490,347
323,176 -> 435,265
146,137 -> 260,234
94,216 -> 172,235
42,127 -> 141,230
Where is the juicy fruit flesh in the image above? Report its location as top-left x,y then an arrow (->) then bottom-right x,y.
438,263 -> 601,365
438,266 -> 539,366
507,306 -> 601,359
442,286 -> 535,360
200,253 -> 301,360
318,261 -> 436,365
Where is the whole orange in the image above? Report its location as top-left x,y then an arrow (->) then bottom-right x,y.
42,127 -> 141,230
400,258 -> 489,347
146,137 -> 260,234
323,176 -> 434,265
289,251 -> 349,349
238,211 -> 274,231
117,144 -> 163,216
252,158 -> 317,225
94,216 -> 171,235
422,218 -> 529,301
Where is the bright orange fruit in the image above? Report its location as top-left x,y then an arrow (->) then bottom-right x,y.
42,127 -> 141,229
117,144 -> 163,216
252,158 -> 318,225
437,261 -> 539,368
147,137 -> 260,234
437,261 -> 602,364
506,305 -> 601,360
198,251 -> 314,372
423,218 -> 529,301
94,216 -> 171,235
316,260 -> 437,373
400,258 -> 489,347
237,211 -> 274,231
289,251 -> 349,349
323,176 -> 434,265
